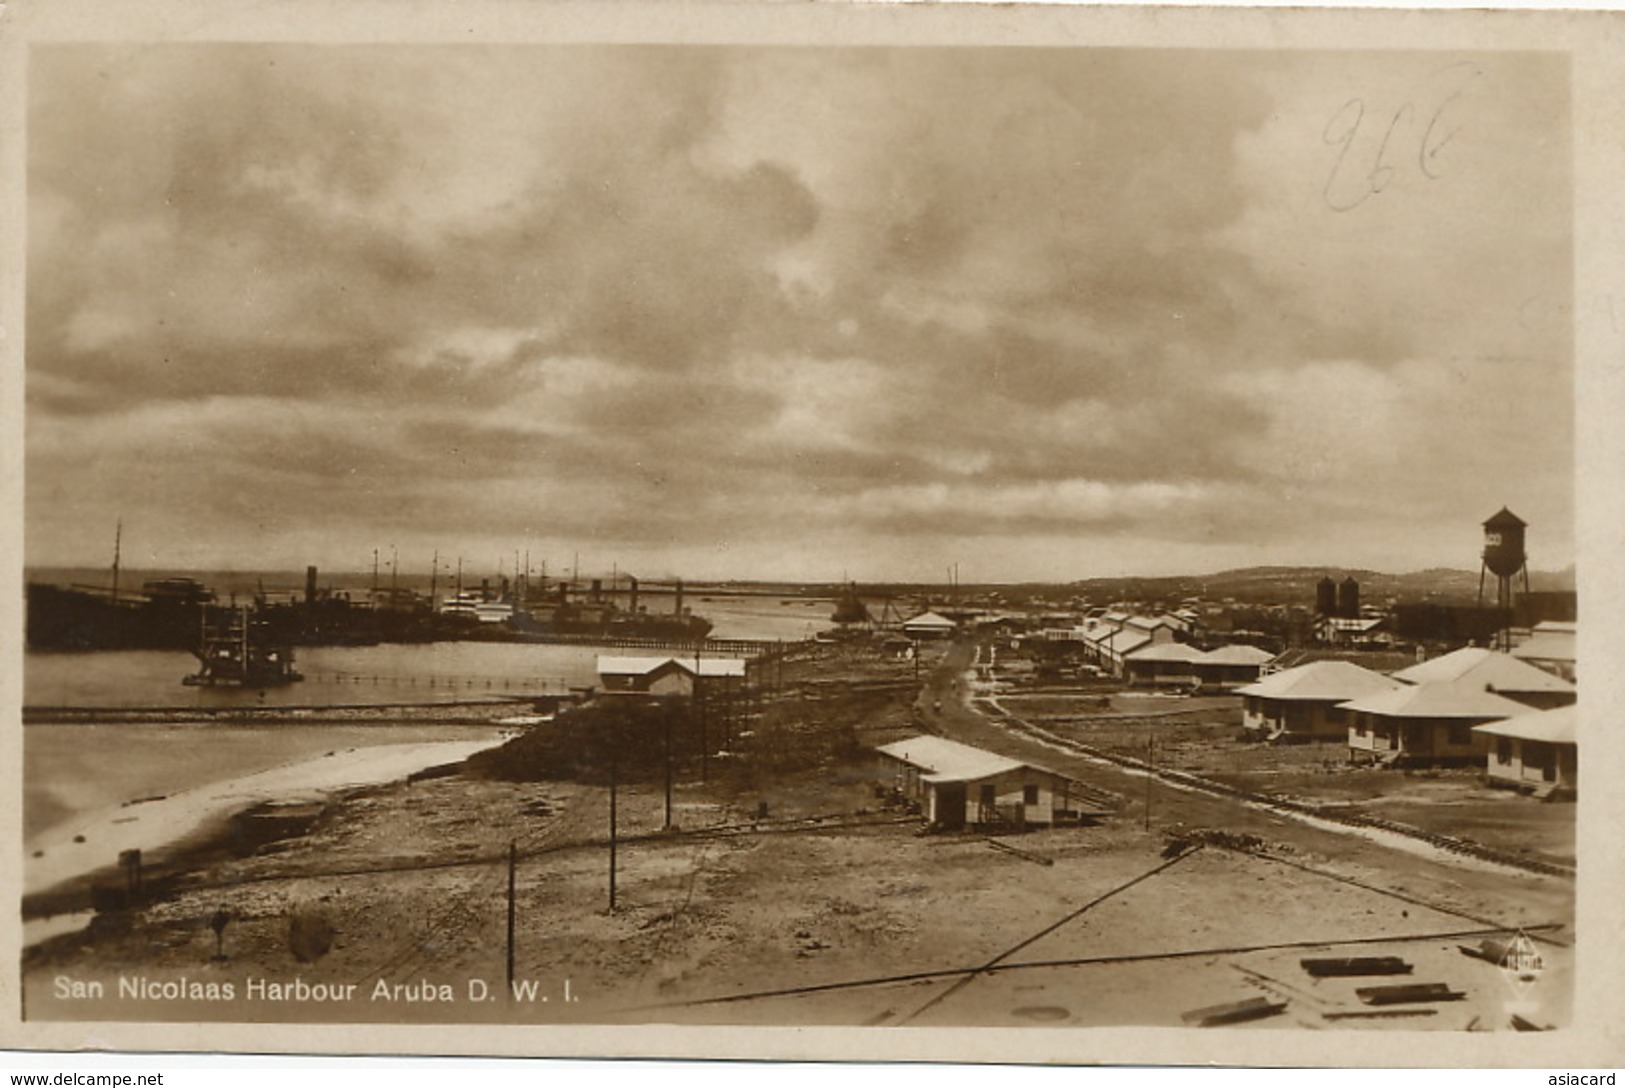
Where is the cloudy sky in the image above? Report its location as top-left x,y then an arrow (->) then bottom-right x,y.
25,44 -> 1573,583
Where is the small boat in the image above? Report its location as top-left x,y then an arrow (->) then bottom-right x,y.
1180,996 -> 1288,1027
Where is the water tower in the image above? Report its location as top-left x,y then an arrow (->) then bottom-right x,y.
1478,507 -> 1529,650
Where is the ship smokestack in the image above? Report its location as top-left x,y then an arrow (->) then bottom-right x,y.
674,578 -> 684,616
306,566 -> 319,606
628,575 -> 639,613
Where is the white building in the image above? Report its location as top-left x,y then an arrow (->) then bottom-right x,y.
875,735 -> 1083,830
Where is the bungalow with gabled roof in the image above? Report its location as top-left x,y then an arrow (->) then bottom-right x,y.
875,735 -> 1084,831
1343,682 -> 1526,766
1393,647 -> 1575,710
1474,704 -> 1576,797
1236,660 -> 1400,742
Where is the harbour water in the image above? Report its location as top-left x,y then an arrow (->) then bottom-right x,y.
23,594 -> 831,709
22,594 -> 836,872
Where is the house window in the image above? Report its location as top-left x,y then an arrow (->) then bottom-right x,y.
1498,737 -> 1513,764
1023,784 -> 1039,805
1356,715 -> 1369,737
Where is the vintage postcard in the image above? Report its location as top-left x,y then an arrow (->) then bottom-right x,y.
2,0 -> 1622,1069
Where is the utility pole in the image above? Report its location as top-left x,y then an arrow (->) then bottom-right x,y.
663,704 -> 674,831
1144,735 -> 1154,832
696,646 -> 708,783
608,744 -> 619,912
505,840 -> 517,1001
110,518 -> 122,603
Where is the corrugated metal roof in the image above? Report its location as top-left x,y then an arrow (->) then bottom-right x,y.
902,611 -> 956,629
1473,705 -> 1577,745
1237,660 -> 1399,702
875,735 -> 1026,782
1339,682 -> 1527,719
1394,648 -> 1574,693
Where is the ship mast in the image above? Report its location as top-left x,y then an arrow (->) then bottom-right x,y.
110,518 -> 122,603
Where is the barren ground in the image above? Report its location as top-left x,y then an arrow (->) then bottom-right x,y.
22,641 -> 1574,1032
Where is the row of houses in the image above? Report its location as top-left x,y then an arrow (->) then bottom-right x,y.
1235,646 -> 1578,795
1038,609 -> 1275,689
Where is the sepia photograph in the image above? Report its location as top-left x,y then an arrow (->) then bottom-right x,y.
3,0 -> 1623,1069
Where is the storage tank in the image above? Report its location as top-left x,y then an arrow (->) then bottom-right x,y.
1315,576 -> 1337,616
1337,576 -> 1360,619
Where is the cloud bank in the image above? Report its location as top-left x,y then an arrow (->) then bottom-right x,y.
26,45 -> 1573,580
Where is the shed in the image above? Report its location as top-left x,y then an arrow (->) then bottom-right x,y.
875,735 -> 1083,830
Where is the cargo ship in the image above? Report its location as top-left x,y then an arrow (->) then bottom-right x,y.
29,553 -> 713,651
26,577 -> 216,652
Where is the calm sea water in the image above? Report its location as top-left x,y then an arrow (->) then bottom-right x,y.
22,593 -> 838,841
23,595 -> 833,708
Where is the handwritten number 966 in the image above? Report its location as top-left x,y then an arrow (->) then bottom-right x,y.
1322,64 -> 1484,212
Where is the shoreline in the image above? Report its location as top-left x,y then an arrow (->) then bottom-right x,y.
23,733 -> 510,913
22,699 -> 555,726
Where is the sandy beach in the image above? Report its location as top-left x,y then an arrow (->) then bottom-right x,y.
23,734 -> 508,902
